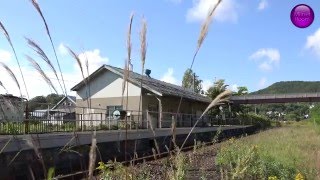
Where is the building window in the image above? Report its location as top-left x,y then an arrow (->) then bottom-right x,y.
68,102 -> 72,106
106,106 -> 123,118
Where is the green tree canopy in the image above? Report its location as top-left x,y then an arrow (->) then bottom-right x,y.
235,86 -> 249,95
182,68 -> 203,94
28,93 -> 64,111
206,79 -> 228,100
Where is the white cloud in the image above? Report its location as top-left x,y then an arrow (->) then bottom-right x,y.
161,68 -> 177,85
258,62 -> 272,71
58,43 -> 68,56
0,49 -> 12,63
258,0 -> 268,10
0,48 -> 109,99
305,28 -> 320,58
258,77 -> 267,89
202,80 -> 213,92
77,49 -> 109,75
186,0 -> 238,23
229,84 -> 238,92
249,48 -> 280,72
0,65 -> 80,98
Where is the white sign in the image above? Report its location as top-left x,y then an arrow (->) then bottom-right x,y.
112,110 -> 121,120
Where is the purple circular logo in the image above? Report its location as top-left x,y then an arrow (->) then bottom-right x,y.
290,4 -> 314,28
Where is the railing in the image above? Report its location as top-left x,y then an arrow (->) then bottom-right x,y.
0,111 -> 244,135
231,92 -> 320,100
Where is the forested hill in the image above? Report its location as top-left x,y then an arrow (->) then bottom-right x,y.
251,81 -> 320,94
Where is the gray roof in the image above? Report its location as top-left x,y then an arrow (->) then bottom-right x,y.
71,65 -> 211,103
51,96 -> 76,110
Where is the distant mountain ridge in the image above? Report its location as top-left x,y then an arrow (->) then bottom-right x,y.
251,81 -> 320,94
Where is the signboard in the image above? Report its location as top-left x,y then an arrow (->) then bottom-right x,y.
112,110 -> 121,120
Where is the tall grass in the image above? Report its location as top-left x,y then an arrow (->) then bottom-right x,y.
175,0 -> 223,150
216,121 -> 320,179
25,37 -> 64,94
0,21 -> 29,99
30,0 -> 67,96
26,55 -> 58,94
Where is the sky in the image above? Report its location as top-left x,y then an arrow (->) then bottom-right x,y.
1,0 -> 320,99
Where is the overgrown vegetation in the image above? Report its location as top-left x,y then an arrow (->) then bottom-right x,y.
216,121 -> 320,179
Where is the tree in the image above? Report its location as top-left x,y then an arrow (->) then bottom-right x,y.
27,93 -> 64,111
28,96 -> 47,111
237,86 -> 248,95
46,93 -> 64,105
206,79 -> 228,100
182,68 -> 203,94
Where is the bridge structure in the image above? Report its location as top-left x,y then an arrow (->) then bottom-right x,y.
230,92 -> 320,104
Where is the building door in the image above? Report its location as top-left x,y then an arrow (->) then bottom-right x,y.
148,104 -> 158,129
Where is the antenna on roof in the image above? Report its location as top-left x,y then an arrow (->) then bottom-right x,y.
145,69 -> 151,77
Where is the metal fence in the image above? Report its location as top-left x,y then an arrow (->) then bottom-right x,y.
0,110 -> 245,135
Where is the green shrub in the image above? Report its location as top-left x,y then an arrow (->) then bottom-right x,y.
216,138 -> 302,179
238,113 -> 271,129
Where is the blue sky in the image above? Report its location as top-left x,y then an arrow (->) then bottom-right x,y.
1,0 -> 320,98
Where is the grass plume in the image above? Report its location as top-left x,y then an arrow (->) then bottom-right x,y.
67,47 -> 85,80
30,0 -> 67,96
26,55 -> 58,94
122,14 -> 134,100
140,17 -> 147,72
67,47 -> 91,112
25,37 -> 64,94
180,90 -> 232,151
127,13 -> 134,68
0,62 -> 21,95
190,0 -> 222,69
0,21 -> 29,99
0,81 -> 8,93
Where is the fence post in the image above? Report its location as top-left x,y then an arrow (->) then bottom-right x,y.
25,101 -> 29,134
146,110 -> 149,129
100,113 -> 103,130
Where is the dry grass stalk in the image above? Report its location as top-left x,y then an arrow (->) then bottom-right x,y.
0,81 -> 8,93
88,132 -> 97,179
30,0 -> 67,95
127,13 -> 134,68
0,62 -> 21,95
122,59 -> 129,105
26,55 -> 58,94
0,21 -> 29,99
190,0 -> 222,69
25,37 -> 64,93
67,47 -> 85,80
135,16 -> 148,158
124,14 -> 134,177
83,51 -> 92,110
26,135 -> 47,178
122,13 -> 134,102
140,17 -> 147,72
0,137 -> 12,154
67,47 -> 92,129
180,90 -> 232,151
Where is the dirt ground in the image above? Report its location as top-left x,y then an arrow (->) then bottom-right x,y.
134,145 -> 221,180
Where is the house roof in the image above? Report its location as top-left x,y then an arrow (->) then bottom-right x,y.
51,96 -> 76,110
71,65 -> 211,103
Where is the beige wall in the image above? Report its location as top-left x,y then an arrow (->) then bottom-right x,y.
76,96 -> 142,114
76,70 -> 141,100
